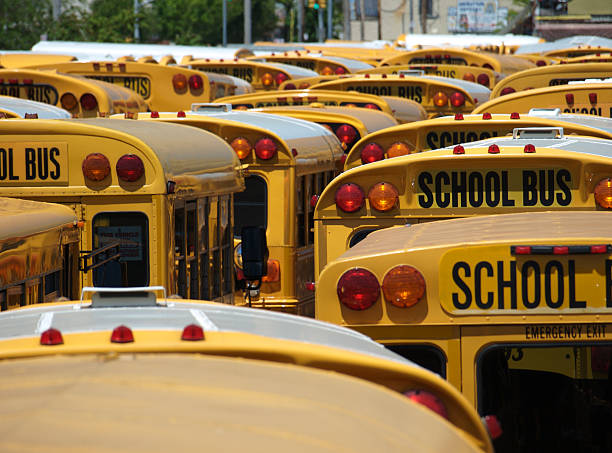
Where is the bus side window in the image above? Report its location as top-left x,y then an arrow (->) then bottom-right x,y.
198,198 -> 210,300
307,174 -> 315,245
210,197 -> 220,300
385,344 -> 447,378
220,195 -> 233,297
174,204 -> 187,297
186,201 -> 198,299
297,176 -> 305,247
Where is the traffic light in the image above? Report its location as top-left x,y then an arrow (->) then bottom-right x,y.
308,0 -> 326,9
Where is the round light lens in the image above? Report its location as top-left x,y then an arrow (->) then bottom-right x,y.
364,103 -> 380,110
321,66 -> 334,75
361,143 -> 384,164
188,74 -> 203,90
275,72 -> 288,86
335,183 -> 365,213
80,93 -> 98,111
335,124 -> 358,145
368,182 -> 399,212
382,265 -> 425,307
254,137 -> 277,160
477,73 -> 490,86
337,268 -> 380,310
450,92 -> 465,107
116,154 -> 145,182
172,73 -> 187,91
387,141 -> 414,158
595,178 -> 612,209
462,72 -> 475,82
60,92 -> 78,110
283,82 -> 296,90
231,137 -> 252,159
433,91 -> 448,107
82,153 -> 110,181
261,72 -> 274,87
335,66 -> 347,75
500,87 -> 515,96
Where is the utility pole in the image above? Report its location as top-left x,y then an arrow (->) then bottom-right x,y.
222,0 -> 227,46
318,6 -> 324,41
342,0 -> 350,40
134,0 -> 140,42
327,0 -> 332,40
244,0 -> 252,44
377,0 -> 381,39
297,0 -> 304,41
359,0 -> 365,40
409,0 -> 414,33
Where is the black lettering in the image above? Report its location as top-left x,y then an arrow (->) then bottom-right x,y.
7,148 -> 17,180
479,131 -> 491,140
418,172 -> 433,208
426,132 -> 438,150
522,170 -> 537,206
539,169 -> 555,206
468,172 -> 483,207
606,259 -> 612,308
451,171 -> 467,207
521,261 -> 541,308
544,261 -> 564,308
452,262 -> 472,309
49,147 -> 60,180
568,260 -> 586,308
556,169 -> 571,206
439,132 -> 452,148
475,261 -> 494,308
466,132 -> 478,142
435,172 -> 450,207
501,171 -> 515,206
485,171 -> 500,207
37,148 -> 49,180
414,86 -> 422,103
497,261 -> 517,309
0,148 -> 6,180
25,148 -> 36,180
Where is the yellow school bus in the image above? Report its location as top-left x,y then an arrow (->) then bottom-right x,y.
125,110 -> 342,315
248,103 -> 398,154
0,53 -> 76,68
357,64 -> 500,89
303,45 -> 406,66
182,57 -> 318,91
316,210 -> 612,452
343,112 -> 612,170
277,74 -> 347,90
310,74 -> 488,118
21,61 -> 255,111
377,48 -> 535,76
0,197 -> 80,310
248,52 -> 373,74
561,54 -> 612,64
213,89 -> 427,124
0,119 -> 244,301
0,287 -> 493,452
0,68 -> 146,117
544,46 -> 612,59
474,80 -> 612,117
314,129 -> 612,276
0,95 -> 71,119
492,63 -> 612,98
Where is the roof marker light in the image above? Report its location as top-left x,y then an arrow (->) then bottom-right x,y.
524,144 -> 536,153
111,325 -> 134,343
488,144 -> 500,154
510,112 -> 520,119
40,328 -> 63,346
482,112 -> 492,120
181,324 -> 205,341
454,113 -> 464,120
150,111 -> 160,118
177,110 -> 186,118
453,145 -> 465,155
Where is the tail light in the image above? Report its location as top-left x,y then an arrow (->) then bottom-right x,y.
335,124 -> 358,145
382,265 -> 425,307
360,143 -> 384,164
182,324 -> 205,341
536,60 -> 546,66
60,93 -> 78,110
298,82 -> 310,89
477,73 -> 490,86
283,82 -> 296,90
262,259 -> 281,282
500,87 -> 515,96
80,93 -> 98,111
368,182 -> 398,211
335,183 -> 365,212
595,178 -> 612,209
321,66 -> 334,75
433,91 -> 448,107
111,325 -> 134,343
335,67 -> 347,75
450,92 -> 465,107
386,141 -> 414,158
82,153 -> 110,181
337,268 -> 380,310
404,390 -> 448,419
172,73 -> 188,91
116,154 -> 145,182
275,72 -> 288,86
261,72 -> 274,87
40,328 -> 63,345
254,137 -> 277,159
482,415 -> 503,439
364,103 -> 380,110
463,72 -> 475,82
188,74 -> 203,90
231,137 -> 252,159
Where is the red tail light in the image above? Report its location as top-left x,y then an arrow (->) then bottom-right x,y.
536,60 -> 546,66
450,92 -> 465,107
500,87 -> 515,96
182,324 -> 205,341
40,328 -> 63,346
360,143 -> 384,164
188,74 -> 203,90
82,153 -> 110,181
172,73 -> 188,91
111,325 -> 134,343
335,183 -> 365,212
116,154 -> 145,182
364,103 -> 380,110
335,66 -> 347,75
477,73 -> 490,86
283,82 -> 296,90
335,124 -> 358,145
337,268 -> 380,310
80,93 -> 98,111
404,390 -> 448,419
254,137 -> 277,160
275,72 -> 288,86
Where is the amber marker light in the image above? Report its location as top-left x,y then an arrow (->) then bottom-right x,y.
82,153 -> 111,181
368,182 -> 399,211
230,137 -> 252,159
386,141 -> 415,158
382,265 -> 426,308
261,72 -> 274,87
594,178 -> 612,209
432,91 -> 448,107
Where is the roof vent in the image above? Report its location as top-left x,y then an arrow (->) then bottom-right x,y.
81,286 -> 167,308
191,103 -> 232,112
512,127 -> 564,140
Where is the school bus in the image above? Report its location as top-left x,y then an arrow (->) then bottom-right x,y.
303,45 -> 406,66
123,110 -> 342,315
0,95 -> 71,119
357,64 -> 500,89
0,68 -> 146,117
310,74 -> 487,118
561,54 -> 612,64
0,197 -> 80,310
0,287 -> 493,453
277,74 -> 347,90
377,48 -> 535,76
491,63 -> 612,98
343,112 -> 612,170
474,80 -> 612,118
314,129 -> 612,276
248,103 -> 398,154
0,53 -> 76,68
213,89 -> 427,124
21,61 -> 255,111
316,210 -> 612,452
544,46 -> 612,59
248,52 -> 374,74
0,119 -> 244,301
181,57 -> 318,91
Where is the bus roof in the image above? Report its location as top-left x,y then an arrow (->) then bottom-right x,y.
0,197 -> 76,241
0,95 -> 70,118
514,36 -> 612,55
527,108 -> 612,133
420,75 -> 491,103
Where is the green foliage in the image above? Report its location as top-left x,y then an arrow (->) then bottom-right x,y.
0,0 -> 54,49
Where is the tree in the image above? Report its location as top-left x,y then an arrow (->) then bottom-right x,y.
0,0 -> 54,49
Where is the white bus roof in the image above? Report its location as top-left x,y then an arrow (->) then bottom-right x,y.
514,35 -> 612,55
0,95 -> 70,118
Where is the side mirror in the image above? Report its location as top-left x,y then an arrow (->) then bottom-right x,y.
241,226 -> 268,281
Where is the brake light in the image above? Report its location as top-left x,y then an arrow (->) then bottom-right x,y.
40,328 -> 63,346
368,182 -> 398,212
477,73 -> 490,86
450,92 -> 465,107
283,82 -> 296,90
188,74 -> 203,90
364,103 -> 380,110
463,72 -> 475,82
172,73 -> 187,91
80,93 -> 98,111
432,91 -> 448,107
111,325 -> 134,343
335,183 -> 365,212
500,87 -> 515,96
595,178 -> 612,209
182,324 -> 205,341
335,66 -> 347,75
254,137 -> 277,160
231,137 -> 252,159
404,390 -> 448,419
261,72 -> 274,87
360,143 -> 384,164
382,265 -> 425,307
275,72 -> 288,86
386,141 -> 414,158
82,153 -> 110,181
337,268 -> 380,310
335,124 -> 358,145
116,154 -> 145,182
60,92 -> 78,110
